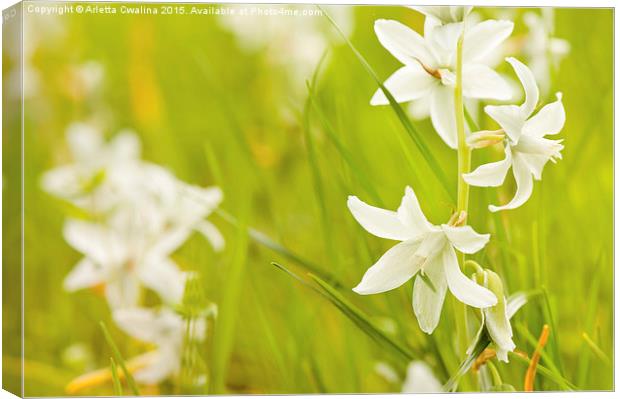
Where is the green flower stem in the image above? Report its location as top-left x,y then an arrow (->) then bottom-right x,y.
453,33 -> 475,389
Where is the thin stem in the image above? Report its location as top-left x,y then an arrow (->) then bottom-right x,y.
455,35 -> 471,216
453,32 -> 475,390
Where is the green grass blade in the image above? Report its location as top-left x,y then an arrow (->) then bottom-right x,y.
443,334 -> 490,392
216,209 -> 341,286
272,262 -> 416,362
319,6 -> 454,202
540,287 -> 564,374
581,332 -> 611,366
306,82 -> 384,206
109,357 -> 123,396
210,211 -> 250,394
99,321 -> 140,396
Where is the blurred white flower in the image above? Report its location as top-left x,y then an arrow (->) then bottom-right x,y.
219,5 -> 353,92
409,6 -> 473,25
401,361 -> 443,393
46,125 -> 225,308
463,57 -> 565,212
41,123 -> 141,213
348,186 -> 497,334
370,14 -> 514,148
113,307 -> 206,384
523,9 -> 570,96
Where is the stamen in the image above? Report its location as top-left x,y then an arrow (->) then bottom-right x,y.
413,57 -> 442,79
448,210 -> 467,226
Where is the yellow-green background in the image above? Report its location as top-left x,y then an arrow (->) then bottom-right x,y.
2,2 -> 613,395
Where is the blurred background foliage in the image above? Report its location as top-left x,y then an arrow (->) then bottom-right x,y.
2,3 -> 613,395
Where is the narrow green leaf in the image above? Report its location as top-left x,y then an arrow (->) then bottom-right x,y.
109,357 -> 123,396
581,332 -> 610,366
319,6 -> 454,202
216,209 -> 341,286
306,82 -> 384,206
99,321 -> 140,396
210,211 -> 250,394
272,262 -> 416,362
443,334 -> 490,392
540,287 -> 564,374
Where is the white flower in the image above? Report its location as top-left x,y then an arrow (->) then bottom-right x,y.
113,307 -> 207,384
409,6 -> 473,25
370,15 -> 514,148
463,57 -> 565,212
348,186 -> 497,334
40,123 -> 142,213
62,210 -> 188,309
523,10 -> 570,96
401,361 -> 443,393
55,129 -> 225,308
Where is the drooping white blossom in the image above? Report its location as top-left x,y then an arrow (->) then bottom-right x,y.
370,11 -> 514,148
468,269 -> 515,362
463,57 -> 565,212
348,186 -> 497,333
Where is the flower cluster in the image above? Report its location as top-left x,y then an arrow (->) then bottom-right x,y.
42,123 -> 224,384
349,5 -> 566,368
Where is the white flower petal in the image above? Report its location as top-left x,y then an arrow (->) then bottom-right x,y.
462,64 -> 512,100
66,122 -> 103,163
482,270 -> 515,363
412,255 -> 448,334
408,96 -> 431,119
442,245 -> 497,308
523,93 -> 565,137
138,258 -> 187,306
463,20 -> 514,63
109,130 -> 141,161
374,19 -> 435,66
401,361 -> 443,393
40,165 -> 82,199
506,57 -> 539,117
370,65 -> 436,106
430,86 -> 458,149
347,196 -> 413,241
195,220 -> 225,251
105,274 -> 141,309
489,154 -> 534,212
441,225 -> 490,254
484,104 -> 524,143
133,349 -> 177,385
427,22 -> 463,66
63,258 -> 106,291
463,145 -> 512,187
353,240 -> 422,295
150,227 -> 192,257
113,308 -> 183,344
396,186 -> 433,237
63,219 -> 126,266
